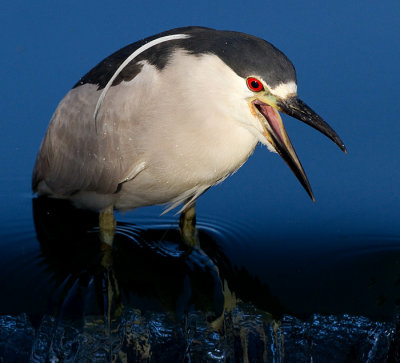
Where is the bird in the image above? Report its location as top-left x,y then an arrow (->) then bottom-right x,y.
32,26 -> 346,245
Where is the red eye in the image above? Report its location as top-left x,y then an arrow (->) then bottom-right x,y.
247,77 -> 264,92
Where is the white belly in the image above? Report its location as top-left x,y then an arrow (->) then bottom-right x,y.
114,119 -> 258,211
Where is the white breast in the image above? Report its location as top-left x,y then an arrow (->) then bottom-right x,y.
111,51 -> 259,211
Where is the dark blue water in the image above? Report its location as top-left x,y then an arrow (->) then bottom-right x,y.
0,174 -> 399,361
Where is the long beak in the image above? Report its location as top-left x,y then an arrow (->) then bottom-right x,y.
252,95 -> 346,201
253,99 -> 315,201
276,97 -> 347,153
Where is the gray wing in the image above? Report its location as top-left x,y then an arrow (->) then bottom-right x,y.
33,28 -> 202,196
32,33 -> 181,196
32,28 -> 201,196
32,83 -> 139,195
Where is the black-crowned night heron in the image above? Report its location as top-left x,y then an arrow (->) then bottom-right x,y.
32,26 -> 346,245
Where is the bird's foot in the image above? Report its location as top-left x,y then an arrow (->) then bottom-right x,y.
179,203 -> 200,248
99,205 -> 116,246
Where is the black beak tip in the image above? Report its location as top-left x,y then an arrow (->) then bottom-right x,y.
300,177 -> 315,203
306,188 -> 316,203
334,137 -> 347,154
281,97 -> 348,155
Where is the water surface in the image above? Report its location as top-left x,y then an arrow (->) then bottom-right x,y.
0,175 -> 399,361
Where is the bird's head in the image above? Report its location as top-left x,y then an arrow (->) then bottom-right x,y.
243,74 -> 346,201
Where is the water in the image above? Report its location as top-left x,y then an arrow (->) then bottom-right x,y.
0,177 -> 399,362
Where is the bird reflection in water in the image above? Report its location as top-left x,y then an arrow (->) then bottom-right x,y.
32,197 -> 285,361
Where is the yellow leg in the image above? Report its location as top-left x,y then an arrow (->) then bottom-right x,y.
99,205 -> 116,246
98,206 -> 121,332
179,203 -> 200,247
